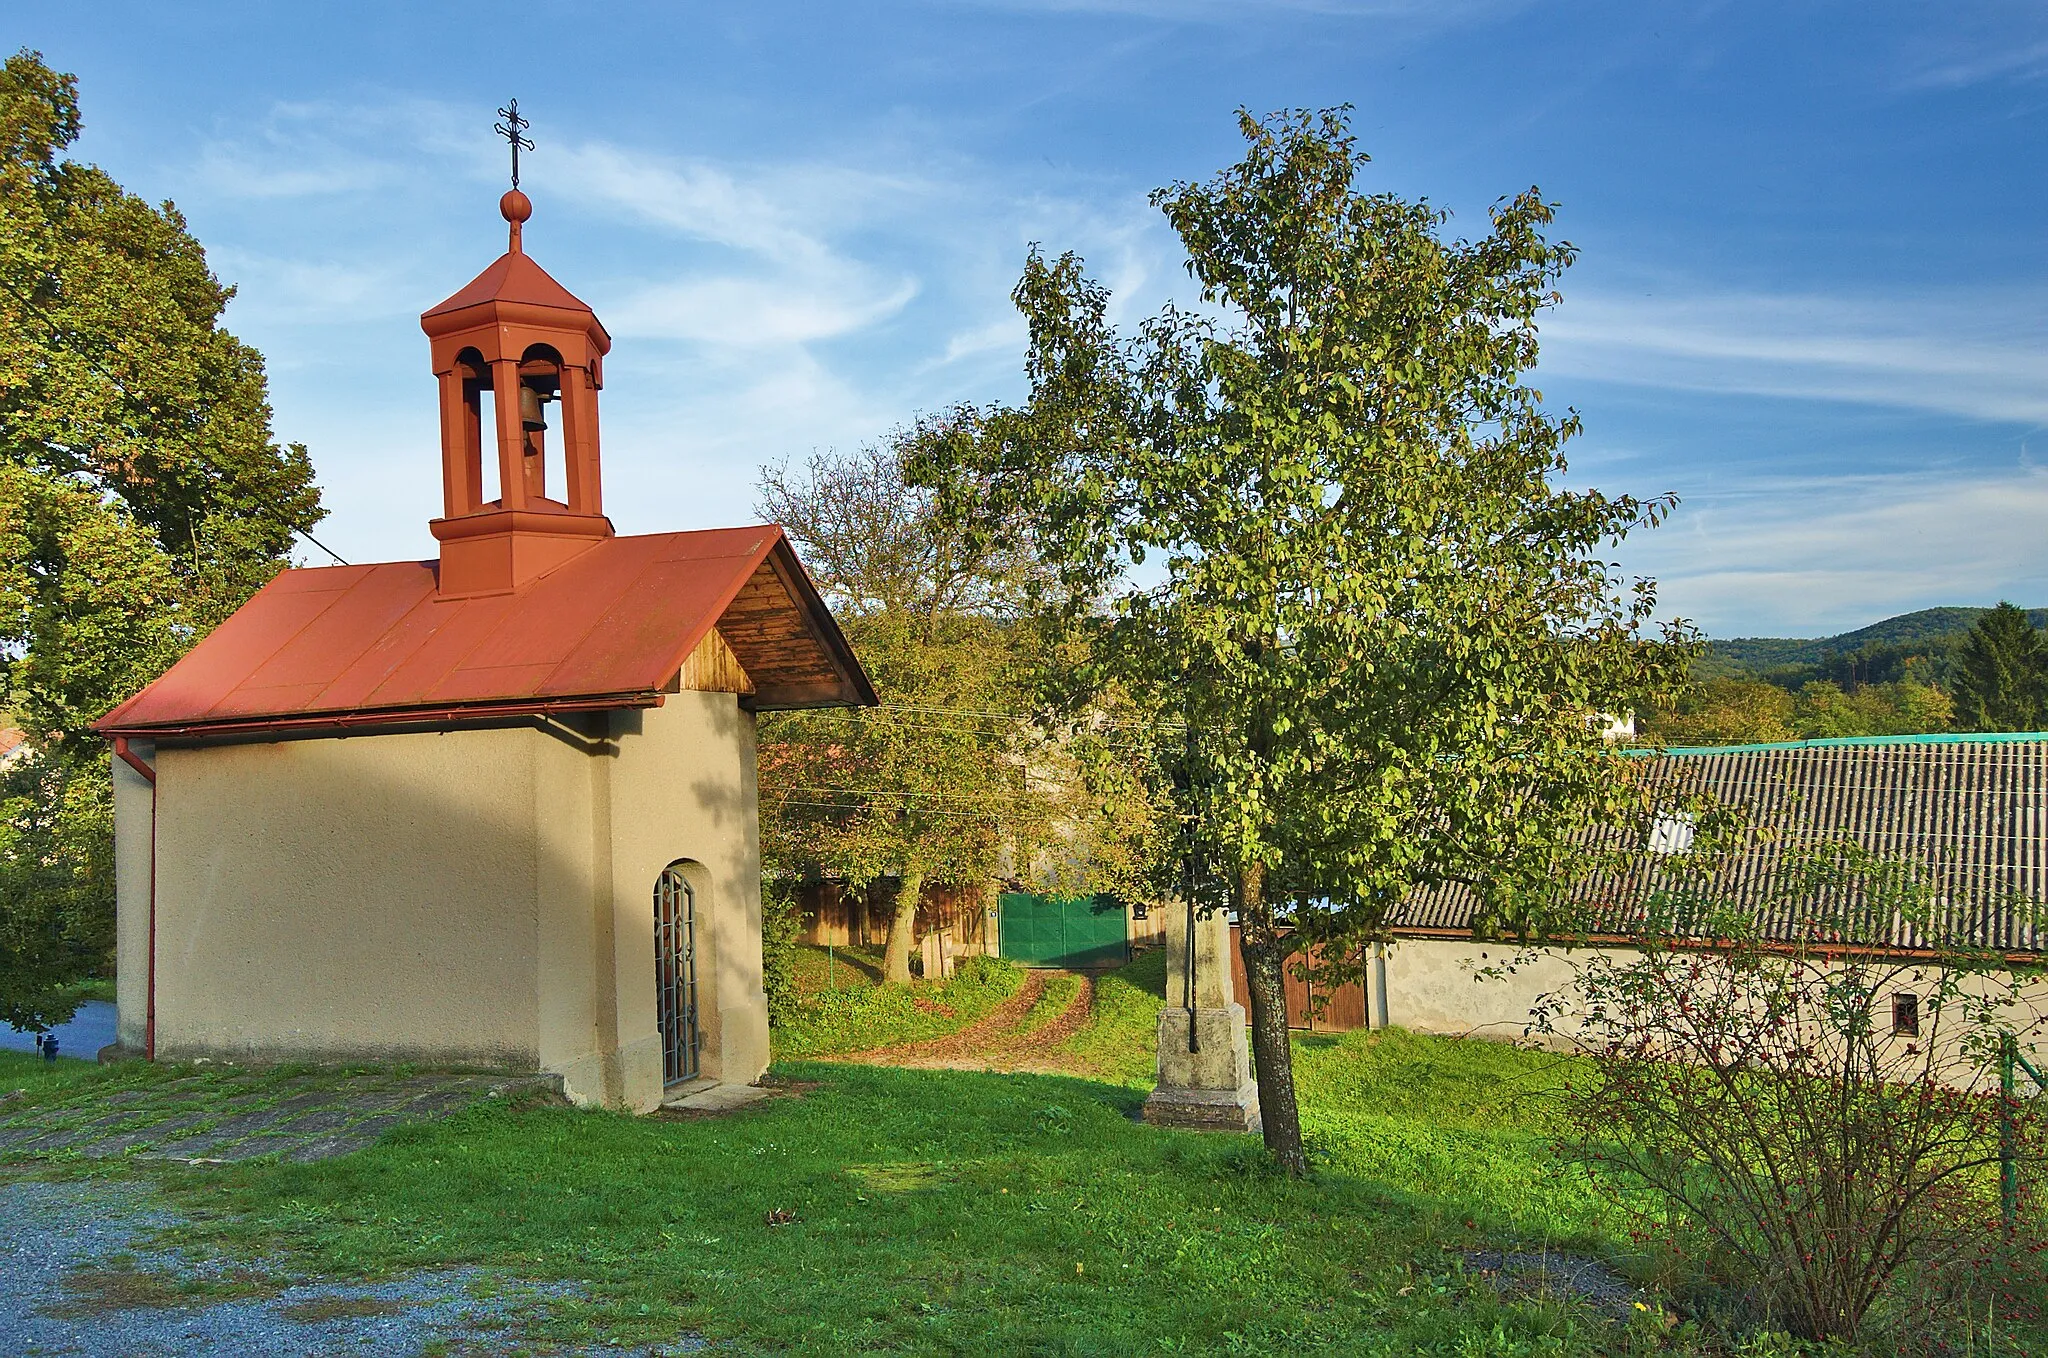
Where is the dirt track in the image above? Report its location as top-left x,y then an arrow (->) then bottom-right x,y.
836,970 -> 1097,1072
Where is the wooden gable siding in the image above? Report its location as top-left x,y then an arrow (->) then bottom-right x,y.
675,626 -> 753,695
715,556 -> 854,708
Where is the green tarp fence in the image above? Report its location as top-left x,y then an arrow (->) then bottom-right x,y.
997,892 -> 1128,969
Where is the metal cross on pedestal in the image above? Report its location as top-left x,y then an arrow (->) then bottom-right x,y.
494,99 -> 534,189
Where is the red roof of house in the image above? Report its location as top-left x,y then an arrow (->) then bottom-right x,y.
95,525 -> 874,739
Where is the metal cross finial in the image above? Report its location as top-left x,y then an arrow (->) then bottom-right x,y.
494,99 -> 534,189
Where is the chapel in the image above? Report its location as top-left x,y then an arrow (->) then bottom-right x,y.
94,184 -> 874,1112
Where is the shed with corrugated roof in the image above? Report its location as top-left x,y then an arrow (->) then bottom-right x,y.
1363,733 -> 2048,1043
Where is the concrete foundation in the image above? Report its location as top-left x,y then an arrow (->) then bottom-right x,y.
1144,904 -> 1260,1134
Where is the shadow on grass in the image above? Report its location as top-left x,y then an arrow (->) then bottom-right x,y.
107,1040 -> 1692,1354
793,942 -> 885,989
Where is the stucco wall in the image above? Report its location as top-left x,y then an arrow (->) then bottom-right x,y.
119,691 -> 770,1113
1381,937 -> 1584,1046
149,728 -> 549,1069
111,744 -> 155,1053
1382,935 -> 2048,1091
605,693 -> 768,1104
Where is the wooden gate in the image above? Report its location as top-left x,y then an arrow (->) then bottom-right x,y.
655,864 -> 699,1085
1229,925 -> 1370,1031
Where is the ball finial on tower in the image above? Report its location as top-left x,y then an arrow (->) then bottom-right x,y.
501,188 -> 532,254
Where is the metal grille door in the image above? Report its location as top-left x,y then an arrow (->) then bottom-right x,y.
655,865 -> 699,1085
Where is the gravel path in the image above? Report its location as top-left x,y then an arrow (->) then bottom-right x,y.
1463,1247 -> 1645,1321
0,1180 -> 705,1356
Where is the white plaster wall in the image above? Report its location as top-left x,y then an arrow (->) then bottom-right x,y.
115,695 -> 769,1112
1383,936 -> 2048,1091
1381,938 -> 1586,1046
533,724 -> 607,1106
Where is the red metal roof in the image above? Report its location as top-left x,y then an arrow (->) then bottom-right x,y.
423,250 -> 601,325
95,525 -> 873,738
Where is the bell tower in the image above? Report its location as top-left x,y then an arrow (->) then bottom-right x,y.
420,179 -> 614,598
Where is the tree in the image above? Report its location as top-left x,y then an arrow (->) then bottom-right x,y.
1535,841 -> 2047,1345
914,107 -> 1694,1172
1791,678 -> 1951,739
1645,675 -> 1954,748
1951,601 -> 2047,733
1643,676 -> 1796,747
0,51 -> 326,1026
756,434 -> 1157,985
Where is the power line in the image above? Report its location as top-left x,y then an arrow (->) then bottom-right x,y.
767,798 -> 1006,821
0,273 -> 347,566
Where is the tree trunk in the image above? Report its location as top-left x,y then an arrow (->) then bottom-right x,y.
881,870 -> 925,984
1237,879 -> 1307,1175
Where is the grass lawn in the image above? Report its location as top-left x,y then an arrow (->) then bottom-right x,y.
789,940 -> 889,992
0,1048 -> 113,1100
0,956 -> 1681,1355
1053,945 -> 1170,1084
138,1042 -> 1666,1356
772,950 -> 1026,1059
6,953 -> 2039,1353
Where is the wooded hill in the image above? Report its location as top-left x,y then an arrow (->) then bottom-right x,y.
1701,607 -> 2048,690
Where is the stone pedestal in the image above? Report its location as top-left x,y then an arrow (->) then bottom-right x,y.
1143,904 -> 1261,1134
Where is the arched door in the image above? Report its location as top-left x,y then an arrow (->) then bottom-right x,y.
654,865 -> 699,1085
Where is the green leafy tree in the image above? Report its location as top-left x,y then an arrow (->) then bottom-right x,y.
0,51 -> 326,1026
757,435 -> 1159,986
1644,676 -> 1797,747
1647,675 -> 1953,747
1792,678 -> 1952,739
1951,601 -> 2047,732
915,107 -> 1694,1171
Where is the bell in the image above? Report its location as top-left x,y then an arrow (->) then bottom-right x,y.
519,384 -> 548,432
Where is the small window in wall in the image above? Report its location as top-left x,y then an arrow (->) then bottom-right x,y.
1646,813 -> 1696,856
1892,992 -> 1920,1038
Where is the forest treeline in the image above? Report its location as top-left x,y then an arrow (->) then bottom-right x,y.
1645,602 -> 2048,745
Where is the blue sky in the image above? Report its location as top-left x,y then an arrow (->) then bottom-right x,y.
16,1 -> 2048,638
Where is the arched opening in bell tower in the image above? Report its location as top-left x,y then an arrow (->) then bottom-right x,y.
453,348 -> 498,507
517,344 -> 566,508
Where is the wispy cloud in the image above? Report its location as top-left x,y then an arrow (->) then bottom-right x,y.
1541,288 -> 2048,426
1903,40 -> 2048,91
190,97 -> 479,200
610,275 -> 922,347
1619,468 -> 2048,636
554,142 -> 927,347
554,144 -> 923,263
213,250 -> 420,326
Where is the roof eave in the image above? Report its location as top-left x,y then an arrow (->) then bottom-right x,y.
764,537 -> 877,709
98,690 -> 665,743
